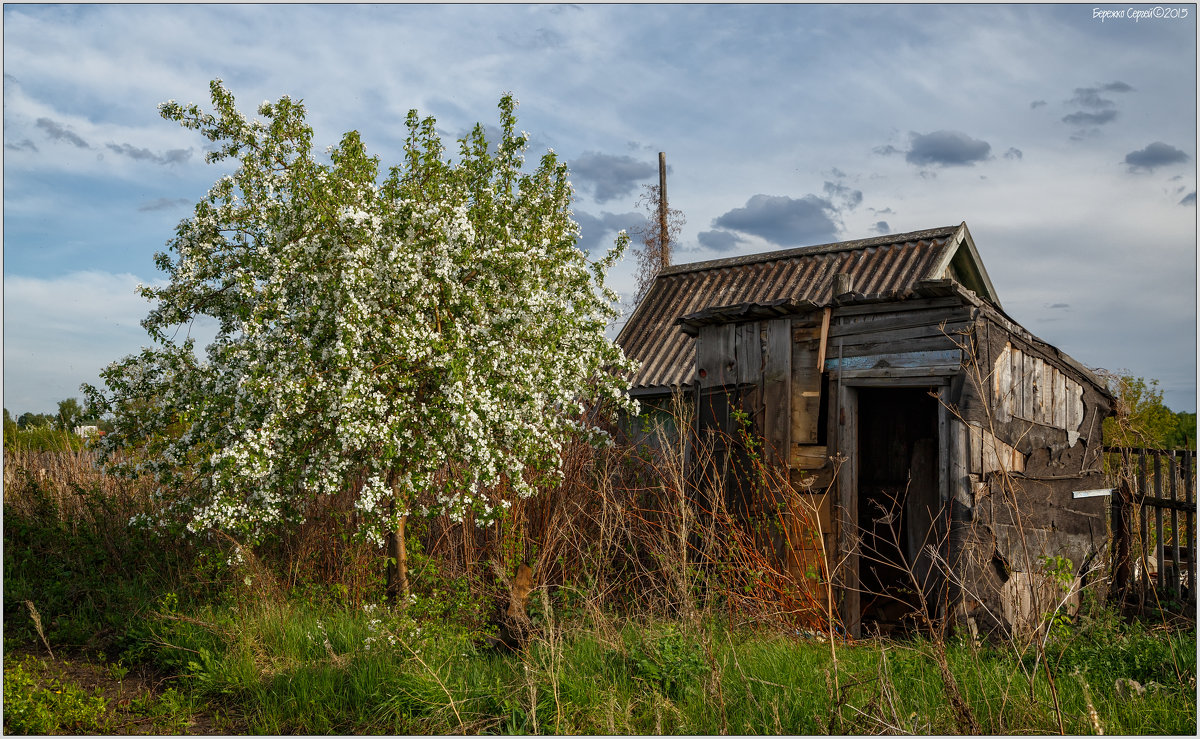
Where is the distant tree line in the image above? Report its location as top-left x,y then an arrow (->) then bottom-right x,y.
1102,373 -> 1196,450
3,374 -> 1195,453
3,398 -> 113,449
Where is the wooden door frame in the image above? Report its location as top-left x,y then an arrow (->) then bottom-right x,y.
832,377 -> 954,638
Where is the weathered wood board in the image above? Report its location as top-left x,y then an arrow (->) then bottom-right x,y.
966,422 -> 1027,475
791,319 -> 822,446
697,323 -> 735,389
781,491 -> 836,590
992,342 -> 1084,437
763,318 -> 791,465
735,321 -> 759,385
825,349 -> 961,372
830,308 -> 974,339
790,444 -> 828,470
832,295 -> 965,317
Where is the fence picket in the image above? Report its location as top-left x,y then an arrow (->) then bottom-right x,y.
1186,453 -> 1194,604
1154,453 -> 1165,599
1105,446 -> 1197,611
1170,450 -> 1180,600
1138,449 -> 1148,609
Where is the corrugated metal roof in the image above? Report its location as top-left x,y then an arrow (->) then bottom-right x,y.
617,223 -> 988,392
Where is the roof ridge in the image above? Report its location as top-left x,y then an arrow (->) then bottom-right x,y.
659,224 -> 963,277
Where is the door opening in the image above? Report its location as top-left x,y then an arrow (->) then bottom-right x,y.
856,387 -> 941,634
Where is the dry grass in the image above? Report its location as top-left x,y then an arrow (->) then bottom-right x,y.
3,448 -> 154,524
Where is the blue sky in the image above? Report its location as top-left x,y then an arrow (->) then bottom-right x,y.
3,3 -> 1196,415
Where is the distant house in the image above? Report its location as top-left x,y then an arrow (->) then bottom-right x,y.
616,222 -> 1114,636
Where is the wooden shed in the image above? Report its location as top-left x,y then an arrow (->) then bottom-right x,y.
616,223 -> 1115,636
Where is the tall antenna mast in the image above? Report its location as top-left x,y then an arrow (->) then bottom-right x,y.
658,152 -> 670,269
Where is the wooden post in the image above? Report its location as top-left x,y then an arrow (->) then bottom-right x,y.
1111,479 -> 1130,599
947,415 -> 970,606
816,306 -> 832,371
836,381 -> 860,638
937,385 -> 951,624
834,273 -> 853,297
658,152 -> 669,269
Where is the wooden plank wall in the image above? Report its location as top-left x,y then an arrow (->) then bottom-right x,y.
697,323 -> 736,390
791,316 -> 823,446
822,299 -> 971,381
762,319 -> 792,468
966,423 -> 1027,475
786,314 -> 834,602
991,342 -> 1085,440
694,314 -> 839,607
829,298 -> 973,359
835,384 -> 860,636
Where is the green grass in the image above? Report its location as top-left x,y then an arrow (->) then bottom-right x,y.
133,598 -> 1196,735
3,654 -> 111,734
10,599 -> 1194,735
2,652 -> 208,735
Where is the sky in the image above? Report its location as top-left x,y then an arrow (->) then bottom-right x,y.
3,3 -> 1197,416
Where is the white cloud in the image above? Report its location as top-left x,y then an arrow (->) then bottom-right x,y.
2,271 -> 217,414
2,3 -> 1195,411
3,82 -> 211,180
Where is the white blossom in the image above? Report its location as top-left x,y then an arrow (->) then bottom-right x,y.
84,81 -> 638,546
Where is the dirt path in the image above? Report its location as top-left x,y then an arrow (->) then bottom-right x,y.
4,647 -> 239,735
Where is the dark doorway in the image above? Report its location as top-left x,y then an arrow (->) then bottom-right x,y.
856,387 -> 941,633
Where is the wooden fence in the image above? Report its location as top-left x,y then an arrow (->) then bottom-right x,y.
1107,447 -> 1196,610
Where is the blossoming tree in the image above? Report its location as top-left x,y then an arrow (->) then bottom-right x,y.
84,80 -> 637,599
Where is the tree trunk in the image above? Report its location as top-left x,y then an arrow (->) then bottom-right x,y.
386,508 -> 410,605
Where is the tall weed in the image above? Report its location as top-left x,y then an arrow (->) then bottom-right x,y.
3,449 -> 194,657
